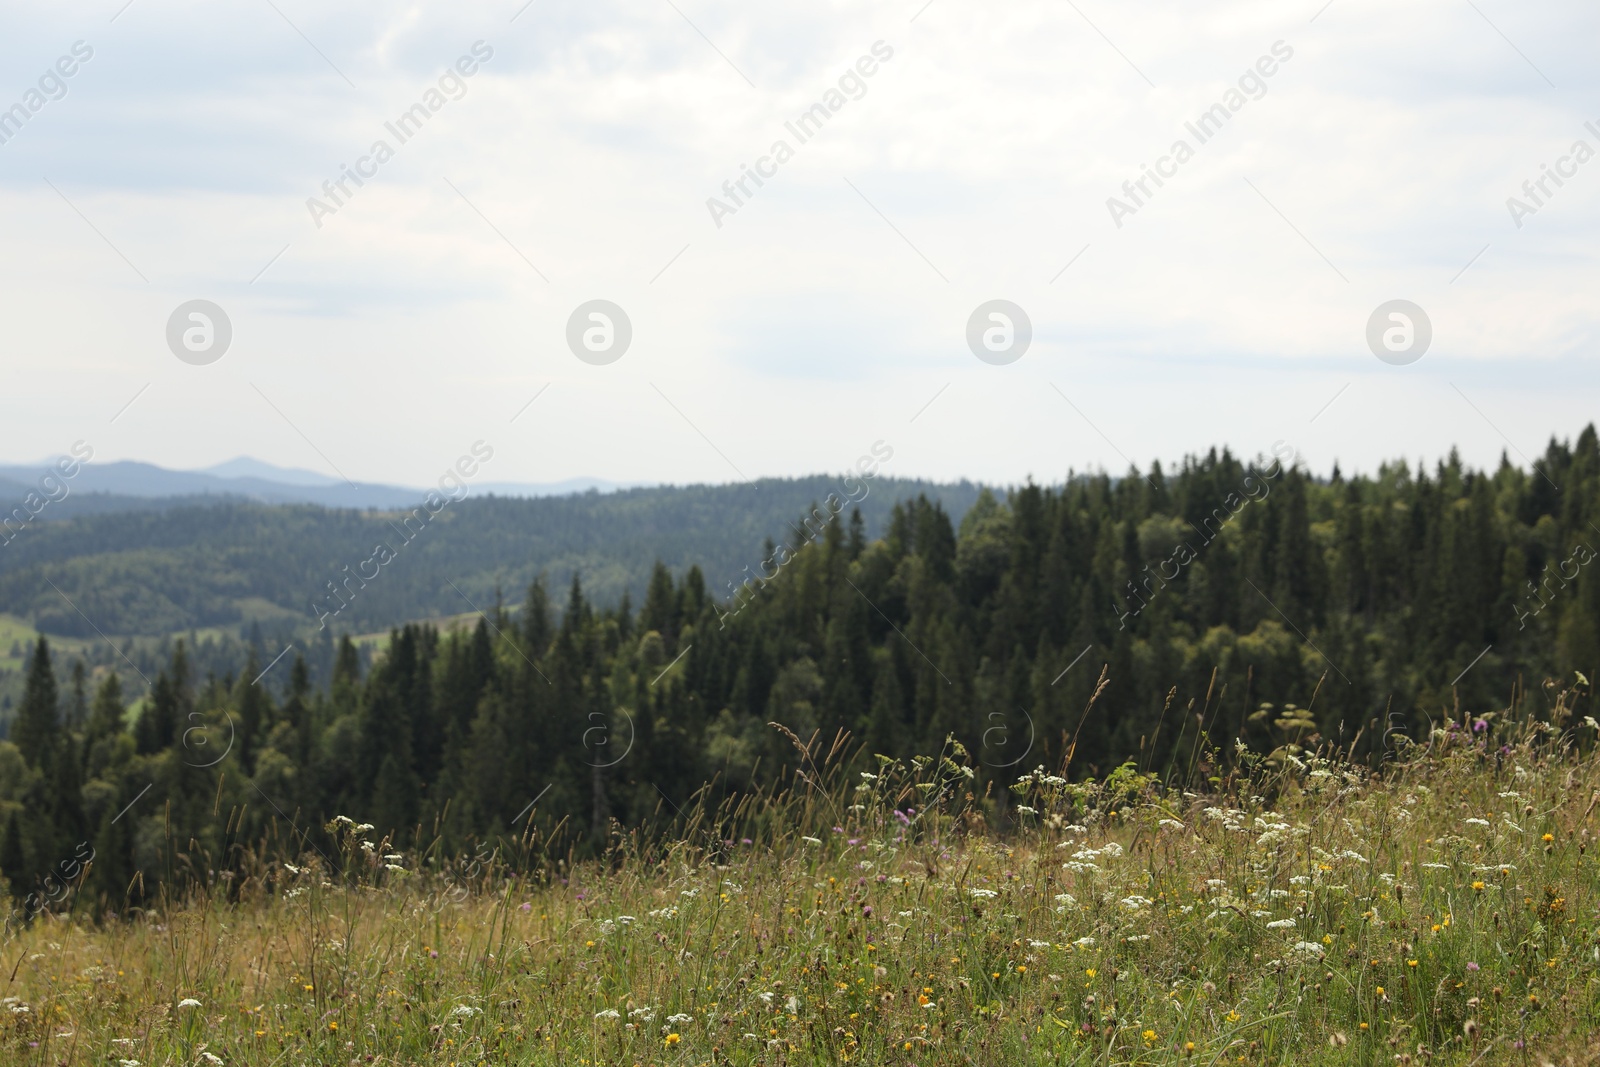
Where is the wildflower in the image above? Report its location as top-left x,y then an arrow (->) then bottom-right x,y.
1290,942 -> 1326,961
1471,881 -> 1485,891
1085,969 -> 1096,978
1265,919 -> 1296,930
1463,1019 -> 1479,1041
666,1014 -> 693,1024
665,1033 -> 680,1046
200,1054 -> 223,1066
1542,833 -> 1554,843
450,1005 -> 481,1017
1359,1022 -> 1368,1031
1375,986 -> 1384,996
1225,1011 -> 1240,1023
177,998 -> 201,1010
594,1009 -> 620,1020
328,1022 -> 338,1032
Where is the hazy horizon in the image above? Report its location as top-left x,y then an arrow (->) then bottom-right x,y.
2,0 -> 1595,489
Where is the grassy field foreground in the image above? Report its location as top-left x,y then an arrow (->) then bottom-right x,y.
4,698 -> 1600,1065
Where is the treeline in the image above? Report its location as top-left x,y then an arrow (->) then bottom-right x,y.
2,429 -> 1599,915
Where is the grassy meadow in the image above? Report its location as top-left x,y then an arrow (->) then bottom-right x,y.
3,692 -> 1600,1066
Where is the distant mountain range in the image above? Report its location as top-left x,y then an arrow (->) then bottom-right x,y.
0,456 -> 635,513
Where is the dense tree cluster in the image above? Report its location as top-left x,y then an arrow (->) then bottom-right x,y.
2,430 -> 1598,914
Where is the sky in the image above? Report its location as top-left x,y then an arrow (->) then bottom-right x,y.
1,0 -> 1597,490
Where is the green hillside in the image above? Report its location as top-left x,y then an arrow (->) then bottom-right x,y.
0,475 -> 987,640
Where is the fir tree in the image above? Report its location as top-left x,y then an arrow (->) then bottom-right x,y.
12,637 -> 59,768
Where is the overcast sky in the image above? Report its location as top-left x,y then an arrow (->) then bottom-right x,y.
1,0 -> 1597,489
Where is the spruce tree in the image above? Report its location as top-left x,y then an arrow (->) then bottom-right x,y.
12,637 -> 59,769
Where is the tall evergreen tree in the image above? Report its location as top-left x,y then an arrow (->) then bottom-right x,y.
12,637 -> 59,768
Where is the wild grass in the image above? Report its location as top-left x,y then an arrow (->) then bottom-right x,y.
3,688 -> 1600,1066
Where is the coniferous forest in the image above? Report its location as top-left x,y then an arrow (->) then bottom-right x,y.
3,431 -> 1599,911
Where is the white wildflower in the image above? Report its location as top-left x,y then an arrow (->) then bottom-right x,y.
1265,919 -> 1297,930
1289,941 -> 1326,961
176,998 -> 202,1010
451,1005 -> 481,1017
594,1009 -> 620,1020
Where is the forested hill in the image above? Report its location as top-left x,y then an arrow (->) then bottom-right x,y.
1,431 -> 1598,906
0,475 -> 988,639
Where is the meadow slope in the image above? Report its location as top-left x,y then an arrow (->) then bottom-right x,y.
3,698 -> 1599,1066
